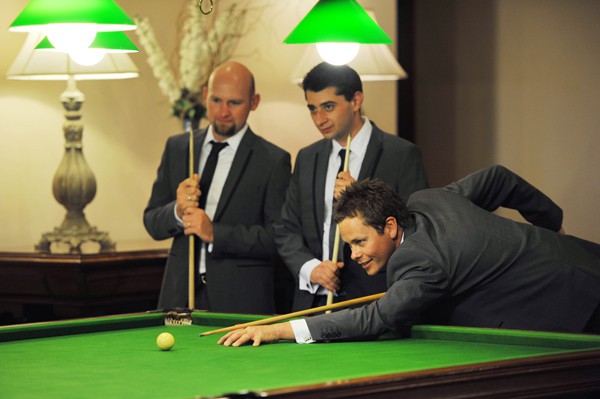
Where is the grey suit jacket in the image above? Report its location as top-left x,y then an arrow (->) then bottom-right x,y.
144,127 -> 291,314
305,165 -> 600,340
275,122 -> 429,310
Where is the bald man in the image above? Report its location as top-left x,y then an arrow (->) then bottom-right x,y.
144,62 -> 292,314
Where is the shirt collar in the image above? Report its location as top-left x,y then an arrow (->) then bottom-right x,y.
204,123 -> 248,152
332,117 -> 372,157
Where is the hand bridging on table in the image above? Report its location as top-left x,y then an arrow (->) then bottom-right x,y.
218,323 -> 294,347
311,260 -> 344,292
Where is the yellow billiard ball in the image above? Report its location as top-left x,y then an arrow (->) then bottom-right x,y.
156,332 -> 175,351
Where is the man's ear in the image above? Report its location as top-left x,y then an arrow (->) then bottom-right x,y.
351,91 -> 364,112
202,86 -> 208,104
250,93 -> 261,111
385,216 -> 398,239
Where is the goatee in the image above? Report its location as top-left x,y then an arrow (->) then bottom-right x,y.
214,123 -> 237,137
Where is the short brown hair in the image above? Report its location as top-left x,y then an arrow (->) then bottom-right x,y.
334,179 -> 411,233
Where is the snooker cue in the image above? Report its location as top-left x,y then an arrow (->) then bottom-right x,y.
199,292 -> 384,336
188,127 -> 195,310
326,133 -> 352,312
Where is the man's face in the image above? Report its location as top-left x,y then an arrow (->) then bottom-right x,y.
305,87 -> 360,144
339,214 -> 399,276
203,77 -> 258,139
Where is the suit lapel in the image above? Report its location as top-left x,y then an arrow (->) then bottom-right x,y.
358,126 -> 383,180
189,129 -> 206,175
313,140 -> 332,242
213,129 -> 255,221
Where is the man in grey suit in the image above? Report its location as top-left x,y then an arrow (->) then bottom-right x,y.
275,62 -> 429,311
144,62 -> 291,314
219,165 -> 600,346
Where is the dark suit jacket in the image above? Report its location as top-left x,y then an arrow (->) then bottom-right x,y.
305,165 -> 600,340
144,127 -> 291,314
275,122 -> 429,310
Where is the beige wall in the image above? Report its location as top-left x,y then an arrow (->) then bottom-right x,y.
416,0 -> 600,242
1,0 -> 598,250
0,0 -> 398,250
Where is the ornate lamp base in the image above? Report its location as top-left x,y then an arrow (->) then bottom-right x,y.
35,77 -> 115,255
35,225 -> 115,254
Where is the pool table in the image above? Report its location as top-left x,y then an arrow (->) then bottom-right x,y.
1,311 -> 600,398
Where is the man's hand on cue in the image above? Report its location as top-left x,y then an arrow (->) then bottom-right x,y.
311,260 -> 344,292
182,207 -> 214,243
334,171 -> 356,200
218,323 -> 294,347
176,174 -> 200,218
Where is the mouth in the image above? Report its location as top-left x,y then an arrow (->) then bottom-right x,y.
359,258 -> 374,270
320,126 -> 334,135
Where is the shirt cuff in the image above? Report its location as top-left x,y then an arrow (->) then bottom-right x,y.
299,259 -> 323,294
174,203 -> 183,226
290,319 -> 314,344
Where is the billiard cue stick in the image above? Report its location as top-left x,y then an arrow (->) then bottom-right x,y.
326,133 -> 352,312
188,127 -> 195,311
199,292 -> 384,336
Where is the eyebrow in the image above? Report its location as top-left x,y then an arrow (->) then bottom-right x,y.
308,100 -> 337,109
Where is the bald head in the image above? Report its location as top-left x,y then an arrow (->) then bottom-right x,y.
203,61 -> 260,140
207,61 -> 255,98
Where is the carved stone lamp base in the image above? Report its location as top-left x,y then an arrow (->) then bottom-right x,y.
36,226 -> 115,255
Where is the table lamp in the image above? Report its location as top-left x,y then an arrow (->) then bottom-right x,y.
6,32 -> 139,254
9,0 -> 136,54
284,0 -> 392,65
290,9 -> 407,83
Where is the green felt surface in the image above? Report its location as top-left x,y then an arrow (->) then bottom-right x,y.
2,313 -> 600,399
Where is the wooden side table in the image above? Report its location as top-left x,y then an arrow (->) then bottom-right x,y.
0,246 -> 168,324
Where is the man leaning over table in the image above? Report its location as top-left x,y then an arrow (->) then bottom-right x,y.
219,165 -> 600,346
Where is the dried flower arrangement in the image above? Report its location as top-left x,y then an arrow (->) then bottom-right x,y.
134,1 -> 249,129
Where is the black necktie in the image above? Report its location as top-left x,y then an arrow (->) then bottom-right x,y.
199,141 -> 228,209
337,148 -> 346,175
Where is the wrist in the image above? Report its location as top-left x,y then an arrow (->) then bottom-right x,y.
275,322 -> 295,341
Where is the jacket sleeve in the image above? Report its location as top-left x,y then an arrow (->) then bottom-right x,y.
306,248 -> 450,341
143,137 -> 184,241
443,165 -> 563,231
274,151 -> 321,278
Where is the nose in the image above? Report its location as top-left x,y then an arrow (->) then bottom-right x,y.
349,245 -> 360,261
314,109 -> 328,126
217,102 -> 231,117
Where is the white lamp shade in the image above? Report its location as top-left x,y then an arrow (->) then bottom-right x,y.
7,33 -> 138,81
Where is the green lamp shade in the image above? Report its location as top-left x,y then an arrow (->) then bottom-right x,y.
36,31 -> 138,53
284,0 -> 391,44
9,0 -> 136,32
